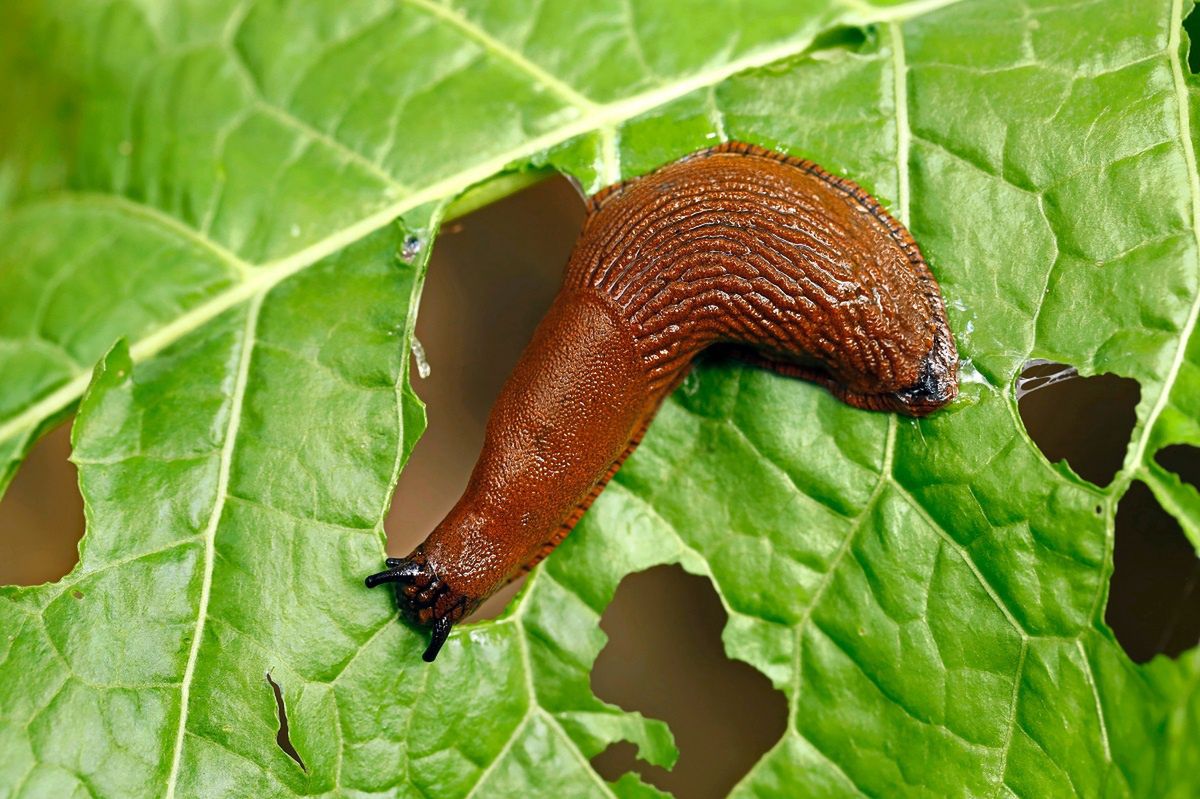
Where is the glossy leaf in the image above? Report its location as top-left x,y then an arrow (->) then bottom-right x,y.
2,0 -> 1199,796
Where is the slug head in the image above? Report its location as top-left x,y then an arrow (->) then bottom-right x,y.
879,326 -> 959,415
834,323 -> 959,416
365,551 -> 471,661
788,189 -> 959,417
815,319 -> 958,417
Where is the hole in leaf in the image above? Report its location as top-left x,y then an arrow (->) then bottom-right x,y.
1156,444 -> 1200,492
1015,361 -> 1139,486
590,565 -> 787,799
808,25 -> 868,54
1186,0 -> 1200,74
1106,482 -> 1200,662
385,174 -> 586,619
265,671 -> 307,771
0,420 -> 85,586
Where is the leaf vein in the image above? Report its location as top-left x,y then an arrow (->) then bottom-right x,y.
0,0 -> 965,454
990,638 -> 1028,798
402,0 -> 598,112
163,293 -> 263,799
1125,0 -> 1200,477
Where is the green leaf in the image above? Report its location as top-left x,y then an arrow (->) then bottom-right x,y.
2,0 -> 1199,796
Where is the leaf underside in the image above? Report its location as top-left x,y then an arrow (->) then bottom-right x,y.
2,0 -> 1200,797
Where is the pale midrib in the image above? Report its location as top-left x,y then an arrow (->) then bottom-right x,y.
842,0 -> 962,23
162,293 -> 262,799
1126,0 -> 1200,476
0,0 -> 960,452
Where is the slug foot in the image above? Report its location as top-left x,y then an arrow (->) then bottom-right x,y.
365,553 -> 468,662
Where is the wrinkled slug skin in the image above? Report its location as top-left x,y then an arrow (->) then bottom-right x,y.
366,141 -> 958,661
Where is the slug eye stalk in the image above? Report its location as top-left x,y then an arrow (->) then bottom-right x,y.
364,562 -> 422,588
424,617 -> 452,662
366,553 -> 466,662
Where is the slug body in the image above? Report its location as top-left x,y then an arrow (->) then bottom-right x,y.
367,142 -> 958,660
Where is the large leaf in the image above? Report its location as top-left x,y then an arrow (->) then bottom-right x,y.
2,0 -> 1199,796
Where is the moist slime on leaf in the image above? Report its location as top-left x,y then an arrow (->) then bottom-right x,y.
400,235 -> 422,261
367,141 -> 958,661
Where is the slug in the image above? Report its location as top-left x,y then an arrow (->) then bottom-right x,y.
367,141 -> 958,661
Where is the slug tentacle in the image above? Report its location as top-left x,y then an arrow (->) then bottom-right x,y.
368,141 -> 958,660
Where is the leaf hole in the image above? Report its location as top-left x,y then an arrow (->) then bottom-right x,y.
265,671 -> 307,771
1155,444 -> 1200,492
1015,360 -> 1139,486
0,420 -> 85,586
1185,0 -> 1200,74
1106,482 -> 1200,662
385,174 -> 586,620
808,25 -> 869,55
590,565 -> 787,799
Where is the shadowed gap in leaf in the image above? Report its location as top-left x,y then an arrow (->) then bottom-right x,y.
807,25 -> 868,55
1185,0 -> 1200,73
1015,360 -> 1139,486
1156,444 -> 1200,492
590,565 -> 787,799
1106,482 -> 1200,662
385,175 -> 586,618
0,419 -> 84,586
266,672 -> 307,771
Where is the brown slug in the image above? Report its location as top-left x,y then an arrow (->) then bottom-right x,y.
367,141 -> 958,661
